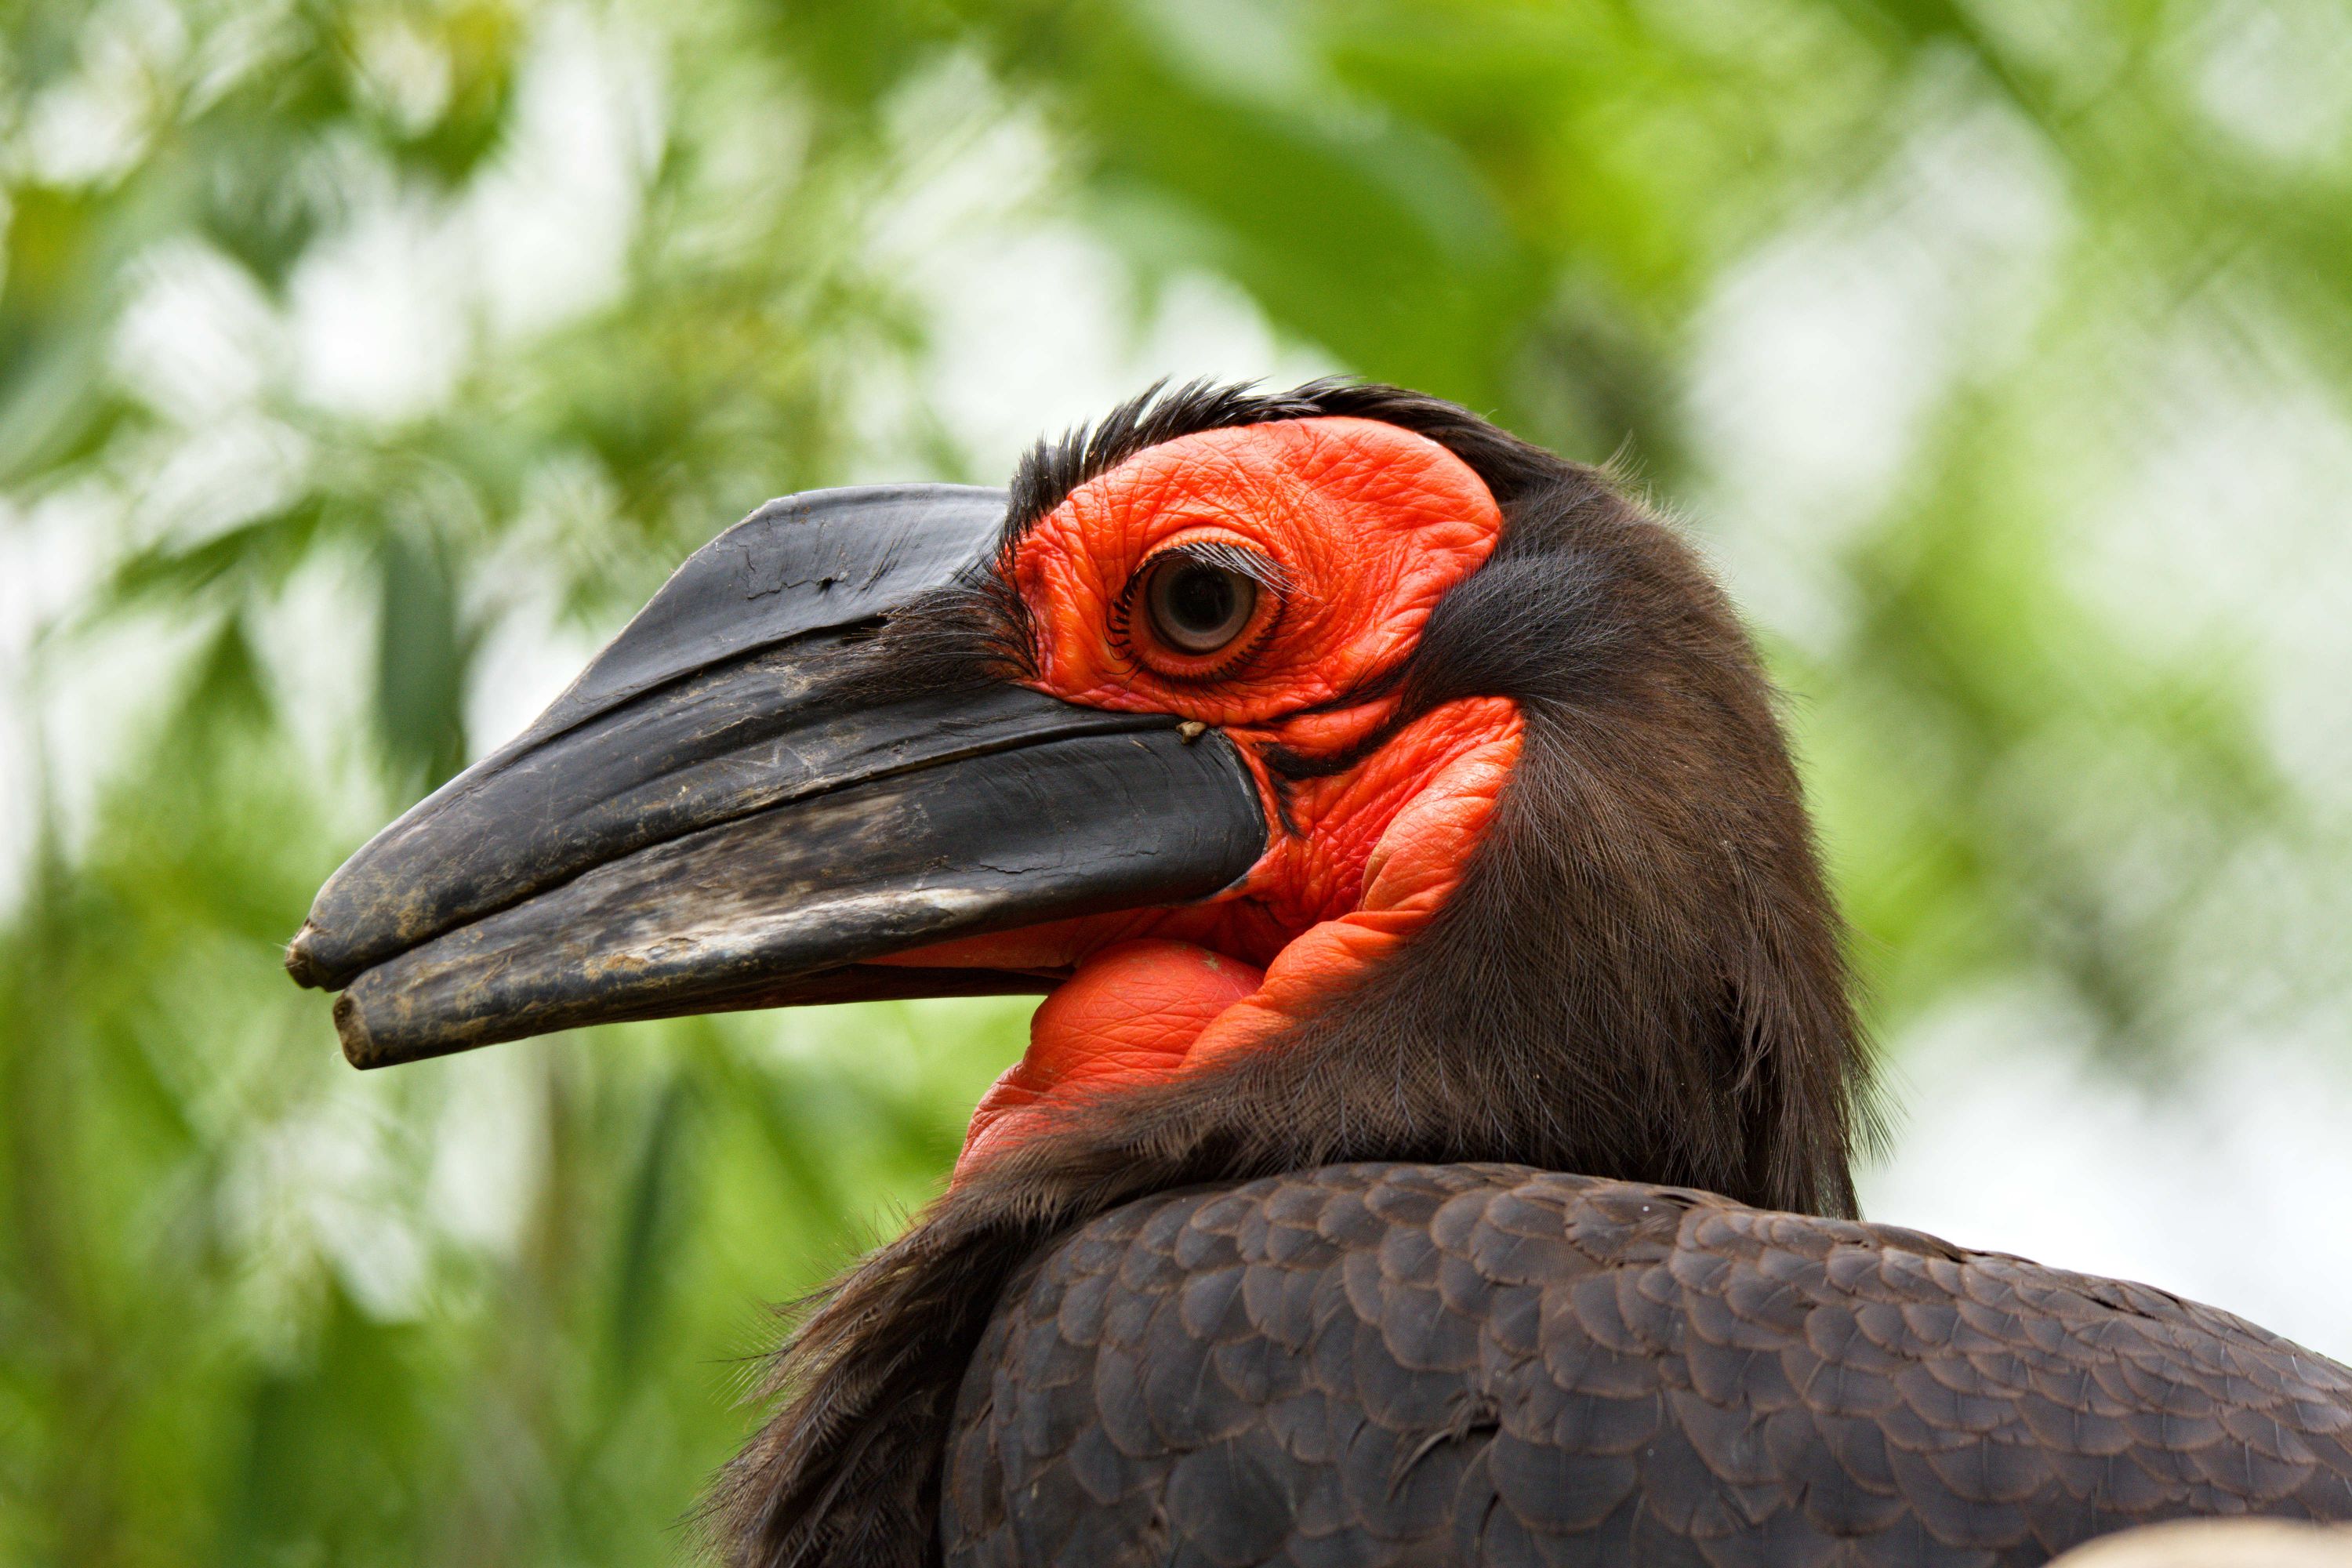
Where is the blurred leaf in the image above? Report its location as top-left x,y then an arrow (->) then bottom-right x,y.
376,524 -> 476,789
607,1069 -> 696,1383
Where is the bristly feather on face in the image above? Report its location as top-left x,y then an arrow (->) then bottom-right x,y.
707,379 -> 1875,1568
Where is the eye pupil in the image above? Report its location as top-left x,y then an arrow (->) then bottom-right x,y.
1168,566 -> 1233,632
1144,557 -> 1258,655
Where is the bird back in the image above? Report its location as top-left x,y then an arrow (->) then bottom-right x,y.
944,1163 -> 2352,1567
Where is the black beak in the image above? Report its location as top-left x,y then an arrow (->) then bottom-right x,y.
286,485 -> 1267,1068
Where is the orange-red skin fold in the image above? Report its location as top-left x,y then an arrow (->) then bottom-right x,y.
873,417 -> 1523,1178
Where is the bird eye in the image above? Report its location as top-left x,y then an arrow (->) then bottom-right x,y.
1142,557 -> 1258,655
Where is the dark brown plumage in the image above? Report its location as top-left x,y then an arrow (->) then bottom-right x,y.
947,1165 -> 2352,1566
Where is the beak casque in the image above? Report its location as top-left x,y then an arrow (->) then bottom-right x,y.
286,485 -> 1266,1068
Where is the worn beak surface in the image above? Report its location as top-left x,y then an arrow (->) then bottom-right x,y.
285,485 -> 1266,1068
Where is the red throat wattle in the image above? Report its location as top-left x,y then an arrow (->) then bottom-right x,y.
877,416 -> 1524,1178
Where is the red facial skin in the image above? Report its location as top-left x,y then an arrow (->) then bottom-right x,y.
873,417 -> 1524,1178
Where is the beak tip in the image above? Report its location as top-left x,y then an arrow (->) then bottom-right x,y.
285,923 -> 333,990
332,992 -> 383,1069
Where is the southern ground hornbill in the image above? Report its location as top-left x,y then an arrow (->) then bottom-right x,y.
286,382 -> 2352,1566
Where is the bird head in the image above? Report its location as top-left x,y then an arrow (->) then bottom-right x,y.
287,381 -> 1865,1216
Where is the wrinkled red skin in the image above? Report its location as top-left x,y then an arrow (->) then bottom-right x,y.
871,419 -> 1523,1178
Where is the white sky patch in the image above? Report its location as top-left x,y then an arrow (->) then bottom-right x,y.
16,0 -> 187,188
1864,981 -> 2352,1363
2187,0 -> 2352,165
351,10 -> 456,137
0,479 -> 219,901
426,1045 -> 550,1258
288,5 -> 657,423
224,1080 -> 436,1329
0,488 -> 114,905
456,451 -> 627,760
1134,0 -> 1319,102
924,221 -> 1140,468
289,191 -> 472,425
243,543 -> 401,838
463,570 -> 606,763
1686,96 -> 2065,652
914,222 -> 1332,481
862,55 -> 1335,485
126,412 -> 313,559
2077,326 -> 2352,647
21,72 -> 152,188
2071,322 -> 2352,814
463,4 -> 662,343
113,238 -> 282,425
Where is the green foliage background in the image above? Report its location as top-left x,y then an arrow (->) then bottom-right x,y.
3,0 -> 2350,1562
